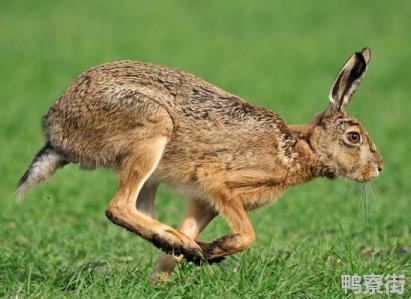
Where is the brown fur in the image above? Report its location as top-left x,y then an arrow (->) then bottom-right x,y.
17,48 -> 383,283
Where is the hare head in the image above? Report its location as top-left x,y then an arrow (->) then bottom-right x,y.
308,48 -> 383,182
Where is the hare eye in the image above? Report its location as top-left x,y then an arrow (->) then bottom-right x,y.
346,132 -> 361,144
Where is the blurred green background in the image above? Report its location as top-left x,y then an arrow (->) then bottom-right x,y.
1,1 -> 410,297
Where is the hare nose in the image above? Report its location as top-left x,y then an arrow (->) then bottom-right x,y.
374,152 -> 383,172
377,160 -> 384,172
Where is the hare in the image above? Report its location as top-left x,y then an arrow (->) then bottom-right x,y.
17,48 -> 383,282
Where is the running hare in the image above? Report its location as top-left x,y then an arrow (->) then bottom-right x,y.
17,48 -> 383,281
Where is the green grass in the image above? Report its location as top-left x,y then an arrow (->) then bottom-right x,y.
1,1 -> 410,298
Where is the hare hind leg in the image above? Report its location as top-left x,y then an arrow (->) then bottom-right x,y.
105,136 -> 202,258
136,181 -> 159,218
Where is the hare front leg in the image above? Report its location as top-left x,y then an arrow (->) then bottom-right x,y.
150,199 -> 217,283
201,192 -> 256,263
105,136 -> 202,259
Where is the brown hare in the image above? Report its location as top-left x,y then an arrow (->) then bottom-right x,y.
17,48 -> 383,282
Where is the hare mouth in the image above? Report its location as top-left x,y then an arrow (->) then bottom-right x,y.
355,174 -> 378,183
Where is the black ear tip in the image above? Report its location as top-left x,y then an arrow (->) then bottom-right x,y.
352,52 -> 367,78
355,52 -> 366,64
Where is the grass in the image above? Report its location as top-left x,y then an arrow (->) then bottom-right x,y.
1,1 -> 410,297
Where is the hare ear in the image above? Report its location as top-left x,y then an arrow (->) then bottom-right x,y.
328,48 -> 371,112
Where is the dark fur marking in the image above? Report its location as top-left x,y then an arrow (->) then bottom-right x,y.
105,210 -> 204,263
206,234 -> 241,254
226,178 -> 282,189
188,234 -> 241,264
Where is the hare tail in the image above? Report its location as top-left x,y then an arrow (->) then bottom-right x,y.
15,144 -> 67,202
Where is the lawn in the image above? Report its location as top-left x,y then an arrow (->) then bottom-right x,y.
0,1 -> 410,298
